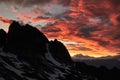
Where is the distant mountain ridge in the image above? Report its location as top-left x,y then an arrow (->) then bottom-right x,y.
73,54 -> 120,69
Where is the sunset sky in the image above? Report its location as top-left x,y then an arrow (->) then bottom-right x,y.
0,0 -> 120,57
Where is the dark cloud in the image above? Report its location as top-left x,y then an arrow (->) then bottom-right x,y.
42,26 -> 61,32
113,44 -> 120,48
0,0 -> 71,7
58,0 -> 71,5
109,0 -> 120,7
67,43 -> 92,51
113,34 -> 120,40
0,0 -> 51,6
98,40 -> 110,46
75,25 -> 100,38
88,38 -> 110,46
78,47 -> 92,51
116,15 -> 120,22
22,0 -> 51,6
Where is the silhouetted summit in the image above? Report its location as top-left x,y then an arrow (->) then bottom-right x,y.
49,39 -> 72,63
3,21 -> 73,64
0,21 -> 95,80
5,21 -> 48,53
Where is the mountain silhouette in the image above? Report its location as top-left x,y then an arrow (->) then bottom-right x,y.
0,21 -> 119,80
49,39 -> 72,64
0,21 -> 94,80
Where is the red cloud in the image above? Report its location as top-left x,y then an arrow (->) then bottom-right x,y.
40,0 -> 120,57
18,13 -> 59,23
1,0 -> 119,57
0,16 -> 12,24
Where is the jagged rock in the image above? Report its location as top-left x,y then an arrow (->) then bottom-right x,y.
0,21 -> 94,80
3,21 -> 49,64
3,21 -> 73,65
5,21 -> 49,53
49,39 -> 72,64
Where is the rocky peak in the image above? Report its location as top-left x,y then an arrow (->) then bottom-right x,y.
2,21 -> 72,65
0,21 -> 95,80
49,39 -> 72,64
4,21 -> 49,53
3,21 -> 49,65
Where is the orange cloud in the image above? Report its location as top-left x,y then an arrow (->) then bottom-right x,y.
18,13 -> 59,23
0,16 -> 12,24
40,0 -> 120,57
41,20 -> 118,57
1,0 -> 120,57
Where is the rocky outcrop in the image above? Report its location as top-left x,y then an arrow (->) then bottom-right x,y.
49,39 -> 72,64
0,21 -> 94,80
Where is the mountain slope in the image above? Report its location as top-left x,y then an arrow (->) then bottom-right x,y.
0,21 -> 94,80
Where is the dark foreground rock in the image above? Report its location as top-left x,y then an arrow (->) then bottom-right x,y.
0,21 -> 95,80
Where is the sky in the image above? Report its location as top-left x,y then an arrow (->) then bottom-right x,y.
0,0 -> 120,57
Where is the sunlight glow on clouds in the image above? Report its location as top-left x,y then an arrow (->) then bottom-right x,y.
0,0 -> 120,57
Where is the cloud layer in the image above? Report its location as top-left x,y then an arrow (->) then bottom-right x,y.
0,0 -> 51,5
0,0 -> 120,57
41,0 -> 120,57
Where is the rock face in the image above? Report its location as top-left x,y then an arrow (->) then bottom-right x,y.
5,21 -> 48,54
0,29 -> 7,47
0,21 -> 94,80
49,39 -> 72,64
4,21 -> 72,64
